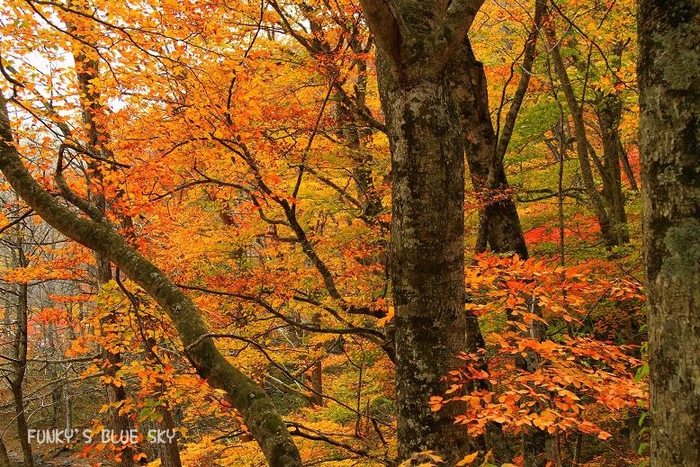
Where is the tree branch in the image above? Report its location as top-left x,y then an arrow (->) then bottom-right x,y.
357,0 -> 402,66
436,0 -> 486,62
0,93 -> 302,467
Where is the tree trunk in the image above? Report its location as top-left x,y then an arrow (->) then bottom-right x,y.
65,392 -> 73,432
0,437 -> 11,467
69,28 -> 136,463
449,43 -> 529,259
455,0 -> 547,259
381,59 -> 470,464
95,254 -> 135,466
45,321 -> 64,427
335,50 -> 383,220
638,1 -> 700,466
0,94 -> 302,467
620,147 -> 639,191
595,93 -> 630,245
309,314 -> 324,407
360,1 -> 488,461
156,404 -> 183,467
9,242 -> 34,467
519,295 -> 548,467
547,26 -> 619,248
10,383 -> 33,467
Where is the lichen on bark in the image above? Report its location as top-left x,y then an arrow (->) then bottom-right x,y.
639,1 -> 700,465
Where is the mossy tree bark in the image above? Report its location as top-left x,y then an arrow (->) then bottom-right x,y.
359,0 -> 485,463
0,94 -> 302,467
638,1 -> 700,465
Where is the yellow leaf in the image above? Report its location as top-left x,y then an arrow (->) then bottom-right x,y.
455,451 -> 479,466
377,306 -> 394,327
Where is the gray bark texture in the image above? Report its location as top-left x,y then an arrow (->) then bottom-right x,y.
0,94 -> 301,467
638,1 -> 700,466
359,0 -> 485,463
383,74 -> 470,463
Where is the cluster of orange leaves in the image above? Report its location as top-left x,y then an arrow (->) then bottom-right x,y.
433,254 -> 646,442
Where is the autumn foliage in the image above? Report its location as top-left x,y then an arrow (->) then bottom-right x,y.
432,256 -> 646,464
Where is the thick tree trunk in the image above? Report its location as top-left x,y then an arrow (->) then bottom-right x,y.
0,94 -> 302,467
638,2 -> 700,466
383,74 -> 470,464
360,1 -> 487,462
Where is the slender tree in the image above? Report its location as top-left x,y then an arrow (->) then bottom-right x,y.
4,233 -> 34,467
458,0 -> 547,259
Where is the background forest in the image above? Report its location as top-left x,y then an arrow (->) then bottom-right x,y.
0,0 -> 687,466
